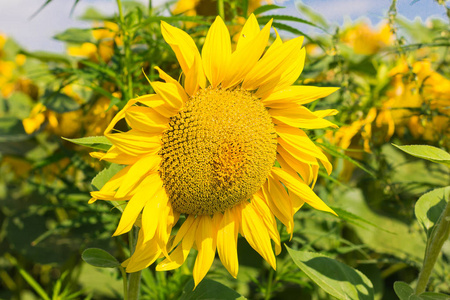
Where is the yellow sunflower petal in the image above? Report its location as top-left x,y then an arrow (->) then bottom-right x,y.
264,28 -> 283,56
184,54 -> 202,96
106,130 -> 161,156
126,230 -> 161,272
115,155 -> 161,199
251,193 -> 281,255
236,14 -> 260,51
277,147 -> 317,185
141,184 -> 170,243
125,106 -> 169,134
202,16 -> 231,87
222,19 -> 273,89
277,125 -> 332,174
104,99 -> 137,135
155,204 -> 177,259
161,21 -> 201,74
90,146 -> 139,165
217,208 -> 239,278
150,81 -> 186,110
90,166 -> 130,201
193,215 -> 217,288
262,86 -> 339,108
267,174 -> 294,222
156,217 -> 199,271
240,201 -> 276,270
271,167 -> 337,216
171,215 -> 196,248
314,109 -> 339,118
270,106 -> 337,129
261,182 -> 292,233
154,66 -> 189,103
135,94 -> 165,108
256,47 -> 306,98
242,36 -> 304,90
113,173 -> 161,236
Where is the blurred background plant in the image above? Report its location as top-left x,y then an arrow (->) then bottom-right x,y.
0,0 -> 449,299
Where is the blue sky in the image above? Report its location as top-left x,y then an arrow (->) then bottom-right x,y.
0,0 -> 447,52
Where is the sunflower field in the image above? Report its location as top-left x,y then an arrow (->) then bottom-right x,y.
0,0 -> 449,299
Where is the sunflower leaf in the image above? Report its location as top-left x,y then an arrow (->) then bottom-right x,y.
63,136 -> 112,151
414,187 -> 450,239
91,163 -> 124,191
286,247 -> 374,300
393,281 -> 414,300
330,207 -> 394,233
81,248 -> 120,268
253,5 -> 284,16
180,279 -> 245,300
54,28 -> 95,44
392,144 -> 450,166
258,14 -> 326,32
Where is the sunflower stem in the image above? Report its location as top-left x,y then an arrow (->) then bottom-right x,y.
264,268 -> 274,300
415,199 -> 450,294
217,0 -> 225,19
120,267 -> 129,300
128,271 -> 142,300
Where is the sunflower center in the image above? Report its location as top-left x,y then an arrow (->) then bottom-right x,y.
159,87 -> 277,215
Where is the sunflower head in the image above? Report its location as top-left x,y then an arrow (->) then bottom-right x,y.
160,86 -> 277,215
90,14 -> 338,287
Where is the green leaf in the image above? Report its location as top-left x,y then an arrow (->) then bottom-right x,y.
253,4 -> 284,15
54,28 -> 94,44
258,14 -> 326,32
19,50 -> 72,64
82,248 -> 120,268
286,247 -> 374,300
317,141 -> 377,178
42,90 -> 80,113
63,136 -> 112,151
419,292 -> 450,300
340,189 -> 431,268
392,144 -> 450,166
331,207 -> 393,233
415,187 -> 450,237
91,164 -> 125,212
269,22 -> 315,43
92,163 -> 124,191
393,281 -> 414,300
180,279 -> 245,300
0,117 -> 28,142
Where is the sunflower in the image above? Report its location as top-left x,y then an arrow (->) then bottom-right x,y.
90,15 -> 338,287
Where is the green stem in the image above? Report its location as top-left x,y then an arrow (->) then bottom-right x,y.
265,268 -> 274,300
128,271 -> 142,300
116,0 -> 134,101
148,0 -> 152,16
217,0 -> 225,19
120,267 -> 129,300
415,200 -> 450,294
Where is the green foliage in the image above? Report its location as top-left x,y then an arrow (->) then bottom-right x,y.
415,187 -> 450,238
394,282 -> 450,300
82,248 -> 121,268
286,247 -> 374,300
63,136 -> 112,151
393,144 -> 450,166
180,279 -> 245,300
54,28 -> 95,44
